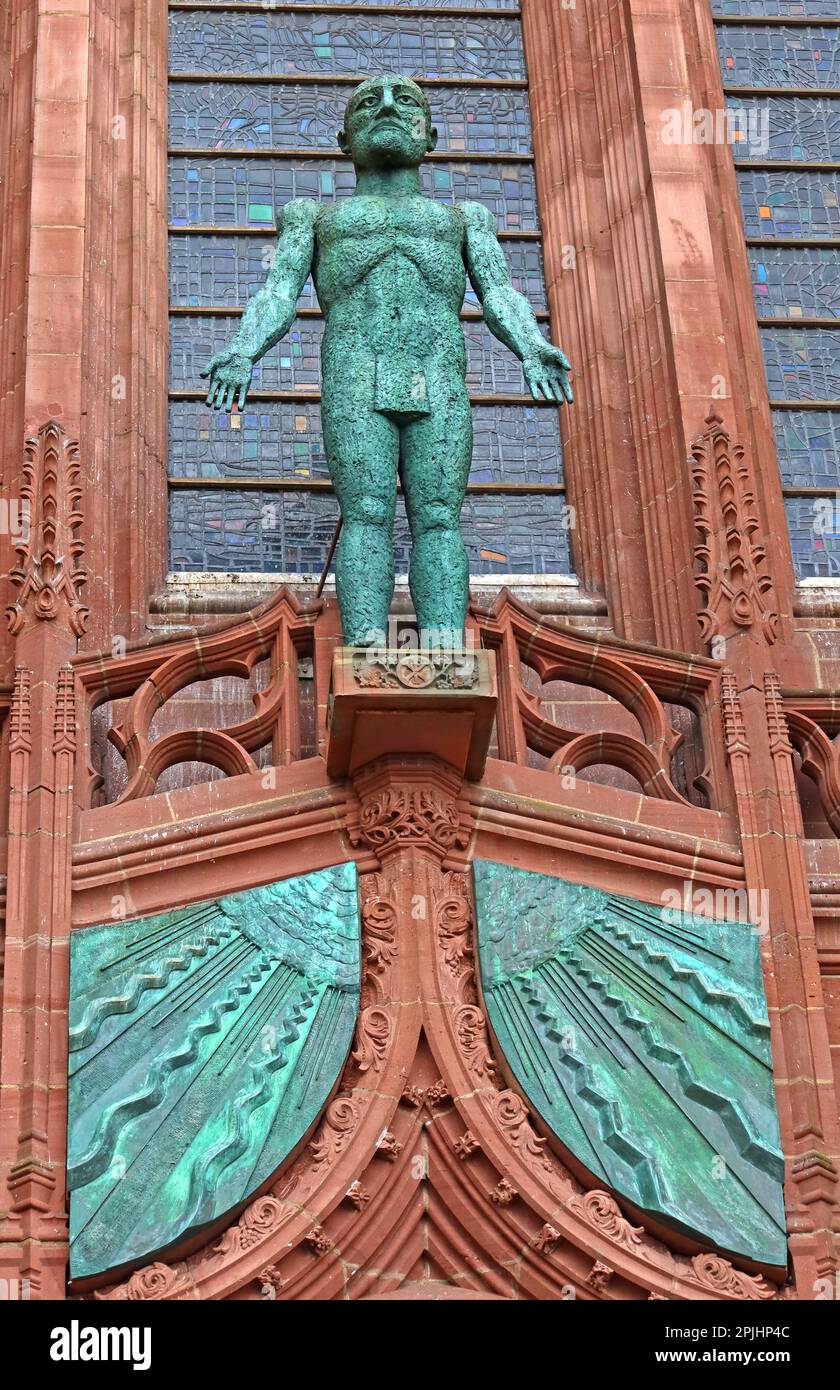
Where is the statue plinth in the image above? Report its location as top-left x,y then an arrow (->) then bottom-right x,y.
326,646 -> 497,781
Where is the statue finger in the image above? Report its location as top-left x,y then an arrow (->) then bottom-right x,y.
559,372 -> 574,404
205,378 -> 217,406
224,383 -> 236,413
237,382 -> 248,411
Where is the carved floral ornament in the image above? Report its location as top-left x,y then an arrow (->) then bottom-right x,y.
689,411 -> 779,649
6,421 -> 88,637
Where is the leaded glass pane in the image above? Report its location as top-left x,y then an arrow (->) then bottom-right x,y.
168,232 -> 546,309
784,495 -> 840,579
169,155 -> 539,228
186,0 -> 520,7
773,409 -> 840,486
736,170 -> 840,236
728,96 -> 840,161
169,12 -> 526,80
717,25 -> 840,88
749,246 -> 840,317
760,327 -> 840,398
169,400 -> 563,485
169,81 -> 533,155
713,2 -> 840,16
169,489 -> 572,575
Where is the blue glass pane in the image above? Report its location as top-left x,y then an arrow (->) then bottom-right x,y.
749,245 -> 840,317
785,495 -> 840,579
717,26 -> 840,89
773,408 -> 840,485
169,13 -> 526,80
191,0 -> 520,9
170,313 -> 551,395
170,400 -> 328,480
170,316 -> 323,391
713,2 -> 840,15
737,170 -> 840,236
170,489 -> 572,576
169,81 -> 533,155
760,327 -> 840,398
169,400 -> 563,486
168,232 -> 546,309
729,96 -> 840,161
168,155 -> 539,229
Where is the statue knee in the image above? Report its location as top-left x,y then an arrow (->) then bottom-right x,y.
412,501 -> 457,536
350,495 -> 391,530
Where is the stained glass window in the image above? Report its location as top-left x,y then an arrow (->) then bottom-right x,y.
169,13 -> 527,80
717,25 -> 840,88
713,2 -> 840,15
749,245 -> 840,316
716,3 -> 840,581
168,2 -> 570,577
728,95 -> 840,161
169,81 -> 534,155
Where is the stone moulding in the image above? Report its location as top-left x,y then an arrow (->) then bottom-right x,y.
67,862 -> 360,1284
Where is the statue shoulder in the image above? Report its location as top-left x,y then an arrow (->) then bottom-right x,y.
459,200 -> 498,238
276,199 -> 319,236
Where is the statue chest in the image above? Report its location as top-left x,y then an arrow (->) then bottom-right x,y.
314,200 -> 466,306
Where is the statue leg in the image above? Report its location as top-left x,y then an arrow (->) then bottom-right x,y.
400,386 -> 472,642
322,395 -> 399,646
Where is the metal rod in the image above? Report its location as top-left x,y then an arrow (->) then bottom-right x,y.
317,516 -> 342,597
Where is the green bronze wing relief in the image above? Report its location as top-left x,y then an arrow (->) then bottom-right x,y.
472,860 -> 787,1270
67,862 -> 360,1282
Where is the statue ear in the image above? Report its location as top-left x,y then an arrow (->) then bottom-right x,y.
337,128 -> 349,155
428,125 -> 439,152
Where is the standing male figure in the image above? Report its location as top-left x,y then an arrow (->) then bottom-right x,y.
202,75 -> 572,647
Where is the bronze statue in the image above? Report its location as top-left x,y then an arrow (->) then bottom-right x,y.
202,75 -> 572,645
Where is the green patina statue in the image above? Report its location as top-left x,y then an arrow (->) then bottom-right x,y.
202,75 -> 573,646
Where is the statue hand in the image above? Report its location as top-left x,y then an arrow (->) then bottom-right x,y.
523,342 -> 573,405
200,346 -> 254,411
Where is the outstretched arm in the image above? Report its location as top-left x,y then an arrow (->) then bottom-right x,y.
462,200 -> 572,405
202,199 -> 317,411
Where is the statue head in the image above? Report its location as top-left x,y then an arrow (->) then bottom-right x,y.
338,74 -> 438,171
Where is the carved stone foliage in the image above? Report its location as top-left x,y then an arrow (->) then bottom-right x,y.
568,1191 -> 643,1253
67,864 -> 360,1283
6,421 -> 88,637
352,648 -> 479,691
354,780 -> 469,859
473,859 -> 787,1269
689,1254 -> 774,1302
473,590 -> 717,807
94,1262 -> 193,1302
690,411 -> 779,648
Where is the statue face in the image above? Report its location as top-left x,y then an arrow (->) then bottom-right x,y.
339,75 -> 438,170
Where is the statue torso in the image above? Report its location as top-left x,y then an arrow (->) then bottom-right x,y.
313,195 -> 467,361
